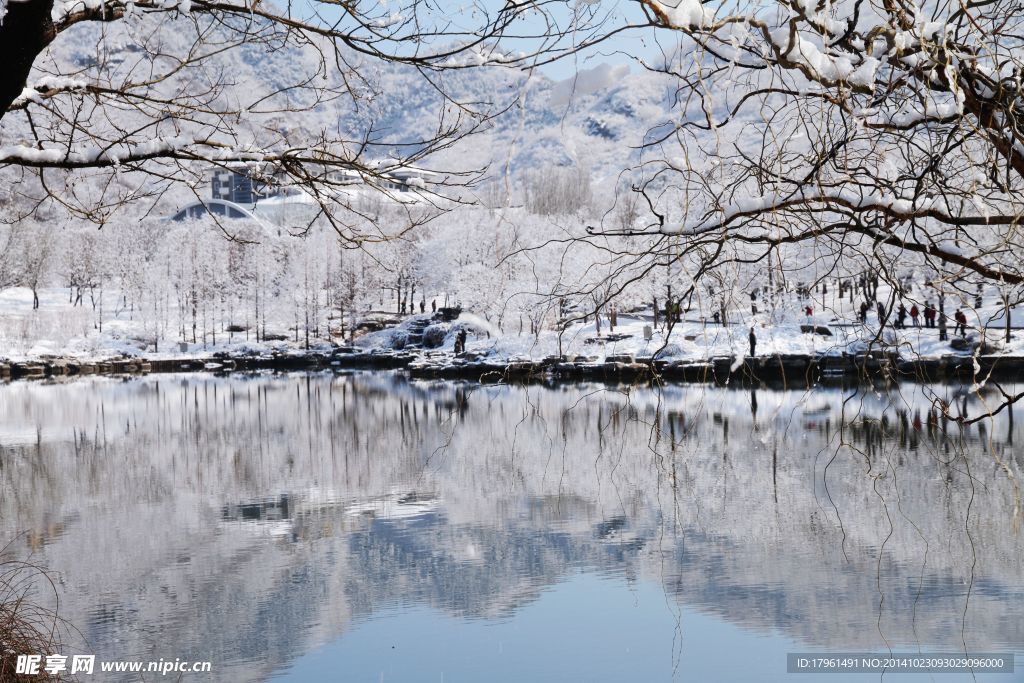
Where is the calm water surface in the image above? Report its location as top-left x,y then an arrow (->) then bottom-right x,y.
0,372 -> 1021,681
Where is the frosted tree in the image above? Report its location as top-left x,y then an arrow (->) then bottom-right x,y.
583,0 -> 1024,298
523,163 -> 594,217
6,220 -> 56,309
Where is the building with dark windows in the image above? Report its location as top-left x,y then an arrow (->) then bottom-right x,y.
210,167 -> 261,204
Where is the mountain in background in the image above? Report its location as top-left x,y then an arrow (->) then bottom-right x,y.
368,60 -> 678,187
31,17 -> 680,194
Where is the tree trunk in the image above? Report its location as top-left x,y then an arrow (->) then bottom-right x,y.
0,0 -> 56,122
1004,293 -> 1012,344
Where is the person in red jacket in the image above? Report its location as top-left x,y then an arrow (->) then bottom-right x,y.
954,309 -> 968,336
910,304 -> 920,327
923,302 -> 936,328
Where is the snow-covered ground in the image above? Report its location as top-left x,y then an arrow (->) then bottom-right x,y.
359,311 -> 1019,364
356,277 -> 1024,363
1,281 -> 1020,365
0,287 -> 325,362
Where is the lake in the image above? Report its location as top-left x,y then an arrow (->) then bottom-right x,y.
0,372 -> 1020,681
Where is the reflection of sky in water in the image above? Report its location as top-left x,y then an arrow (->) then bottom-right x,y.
276,574 -> 792,682
276,573 -> 1019,683
0,373 -> 1020,682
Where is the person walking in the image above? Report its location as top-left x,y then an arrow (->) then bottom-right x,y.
897,304 -> 907,329
749,327 -> 757,358
876,301 -> 886,326
910,304 -> 920,327
938,311 -> 948,341
859,301 -> 869,324
431,299 -> 437,313
924,302 -> 936,328
955,309 -> 968,337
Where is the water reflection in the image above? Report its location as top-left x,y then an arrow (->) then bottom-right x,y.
0,373 -> 1020,681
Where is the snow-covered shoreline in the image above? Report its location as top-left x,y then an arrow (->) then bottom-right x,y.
0,333 -> 1015,387
1,286 -> 1021,385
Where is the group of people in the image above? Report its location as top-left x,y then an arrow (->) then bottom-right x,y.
857,299 -> 969,341
400,298 -> 438,316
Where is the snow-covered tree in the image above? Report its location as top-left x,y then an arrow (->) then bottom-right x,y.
585,0 -> 1024,297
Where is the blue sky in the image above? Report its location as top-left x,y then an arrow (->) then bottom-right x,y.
293,0 -> 676,80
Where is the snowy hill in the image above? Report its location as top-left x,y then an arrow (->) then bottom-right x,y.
393,62 -> 677,185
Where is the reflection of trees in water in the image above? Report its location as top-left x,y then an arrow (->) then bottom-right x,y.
0,374 -> 1020,681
